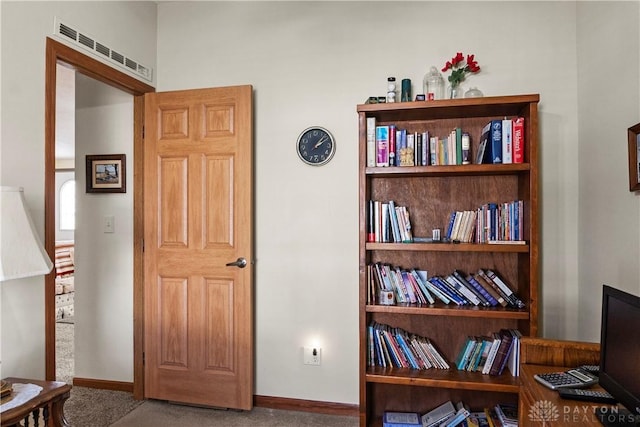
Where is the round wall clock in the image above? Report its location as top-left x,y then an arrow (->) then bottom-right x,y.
296,126 -> 336,166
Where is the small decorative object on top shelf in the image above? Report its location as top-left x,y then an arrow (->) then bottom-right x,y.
441,52 -> 481,99
465,87 -> 484,98
423,66 -> 445,100
401,78 -> 412,102
387,77 -> 397,103
628,122 -> 640,192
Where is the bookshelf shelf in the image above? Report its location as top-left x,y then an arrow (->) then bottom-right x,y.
358,94 -> 540,426
366,367 -> 520,393
365,303 -> 530,319
365,163 -> 530,177
365,242 -> 529,253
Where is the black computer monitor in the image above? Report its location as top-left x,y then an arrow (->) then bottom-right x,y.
596,285 -> 640,426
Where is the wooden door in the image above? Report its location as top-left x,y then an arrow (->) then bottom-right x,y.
143,85 -> 253,410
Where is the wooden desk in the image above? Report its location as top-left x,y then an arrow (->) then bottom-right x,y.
516,337 -> 638,426
1,378 -> 71,427
519,364 -> 618,426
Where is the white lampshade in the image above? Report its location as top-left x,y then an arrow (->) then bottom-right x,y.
0,187 -> 53,281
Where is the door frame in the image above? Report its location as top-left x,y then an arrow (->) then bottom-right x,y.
44,37 -> 154,399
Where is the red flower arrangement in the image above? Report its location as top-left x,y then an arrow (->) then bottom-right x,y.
441,52 -> 481,88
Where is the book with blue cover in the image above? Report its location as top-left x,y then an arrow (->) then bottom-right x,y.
383,412 -> 421,427
479,120 -> 503,164
489,119 -> 503,164
376,126 -> 390,167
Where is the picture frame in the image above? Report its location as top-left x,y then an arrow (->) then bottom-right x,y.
86,154 -> 126,193
629,123 -> 640,192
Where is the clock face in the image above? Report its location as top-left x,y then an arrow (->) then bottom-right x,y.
296,127 -> 335,166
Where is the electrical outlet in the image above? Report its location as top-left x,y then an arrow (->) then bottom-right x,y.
303,347 -> 321,366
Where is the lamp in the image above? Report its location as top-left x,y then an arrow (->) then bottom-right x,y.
0,187 -> 53,281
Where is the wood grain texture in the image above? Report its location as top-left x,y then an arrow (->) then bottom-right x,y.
358,96 -> 540,426
518,338 -> 609,427
1,377 -> 72,427
519,337 -> 600,367
44,37 -> 155,387
254,395 -> 359,417
144,86 -> 253,410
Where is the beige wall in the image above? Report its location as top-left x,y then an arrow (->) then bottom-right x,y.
576,3 -> 640,340
1,0 -> 639,407
74,74 -> 134,382
156,1 -> 639,404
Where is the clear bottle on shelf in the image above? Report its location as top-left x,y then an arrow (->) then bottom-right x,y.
387,77 -> 397,103
423,67 -> 445,100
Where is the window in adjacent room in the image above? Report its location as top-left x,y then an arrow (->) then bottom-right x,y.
59,179 -> 75,230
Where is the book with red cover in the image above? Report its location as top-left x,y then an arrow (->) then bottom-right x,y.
513,117 -> 525,163
389,124 -> 397,167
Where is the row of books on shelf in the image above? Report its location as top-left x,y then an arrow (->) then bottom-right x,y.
367,321 -> 449,370
367,321 -> 522,377
454,329 -> 521,377
383,401 -> 518,427
446,200 -> 524,244
367,263 -> 525,309
368,200 -> 413,243
366,117 -> 525,168
367,199 -> 525,245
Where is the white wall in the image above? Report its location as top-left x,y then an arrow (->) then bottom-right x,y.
0,1 -> 156,380
576,3 -> 640,341
73,74 -> 134,382
2,0 -> 639,408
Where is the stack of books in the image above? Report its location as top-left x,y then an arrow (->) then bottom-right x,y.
424,269 -> 524,309
367,322 -> 448,370
445,200 -> 524,244
368,200 -> 413,243
367,264 -> 435,305
368,265 -> 525,309
384,401 -> 520,427
494,403 -> 519,427
454,329 -> 522,376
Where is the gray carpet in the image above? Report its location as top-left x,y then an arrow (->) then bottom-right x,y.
56,323 -> 74,384
111,400 -> 359,427
56,322 -> 144,426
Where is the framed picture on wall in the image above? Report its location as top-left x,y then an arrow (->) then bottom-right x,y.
629,123 -> 640,192
86,154 -> 126,193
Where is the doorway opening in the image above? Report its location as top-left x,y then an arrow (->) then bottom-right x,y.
44,37 -> 154,399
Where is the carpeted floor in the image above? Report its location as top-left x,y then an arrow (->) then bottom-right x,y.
56,322 -> 144,426
56,322 -> 74,384
111,400 -> 359,427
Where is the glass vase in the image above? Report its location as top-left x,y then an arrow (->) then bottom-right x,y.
449,84 -> 464,99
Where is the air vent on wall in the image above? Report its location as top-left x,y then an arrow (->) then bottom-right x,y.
53,17 -> 153,83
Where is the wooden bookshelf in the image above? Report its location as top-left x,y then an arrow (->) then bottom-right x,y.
357,95 -> 540,426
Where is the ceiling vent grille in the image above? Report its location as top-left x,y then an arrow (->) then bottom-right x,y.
53,17 -> 153,83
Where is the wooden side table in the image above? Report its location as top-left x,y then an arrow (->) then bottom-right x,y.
1,378 -> 71,427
